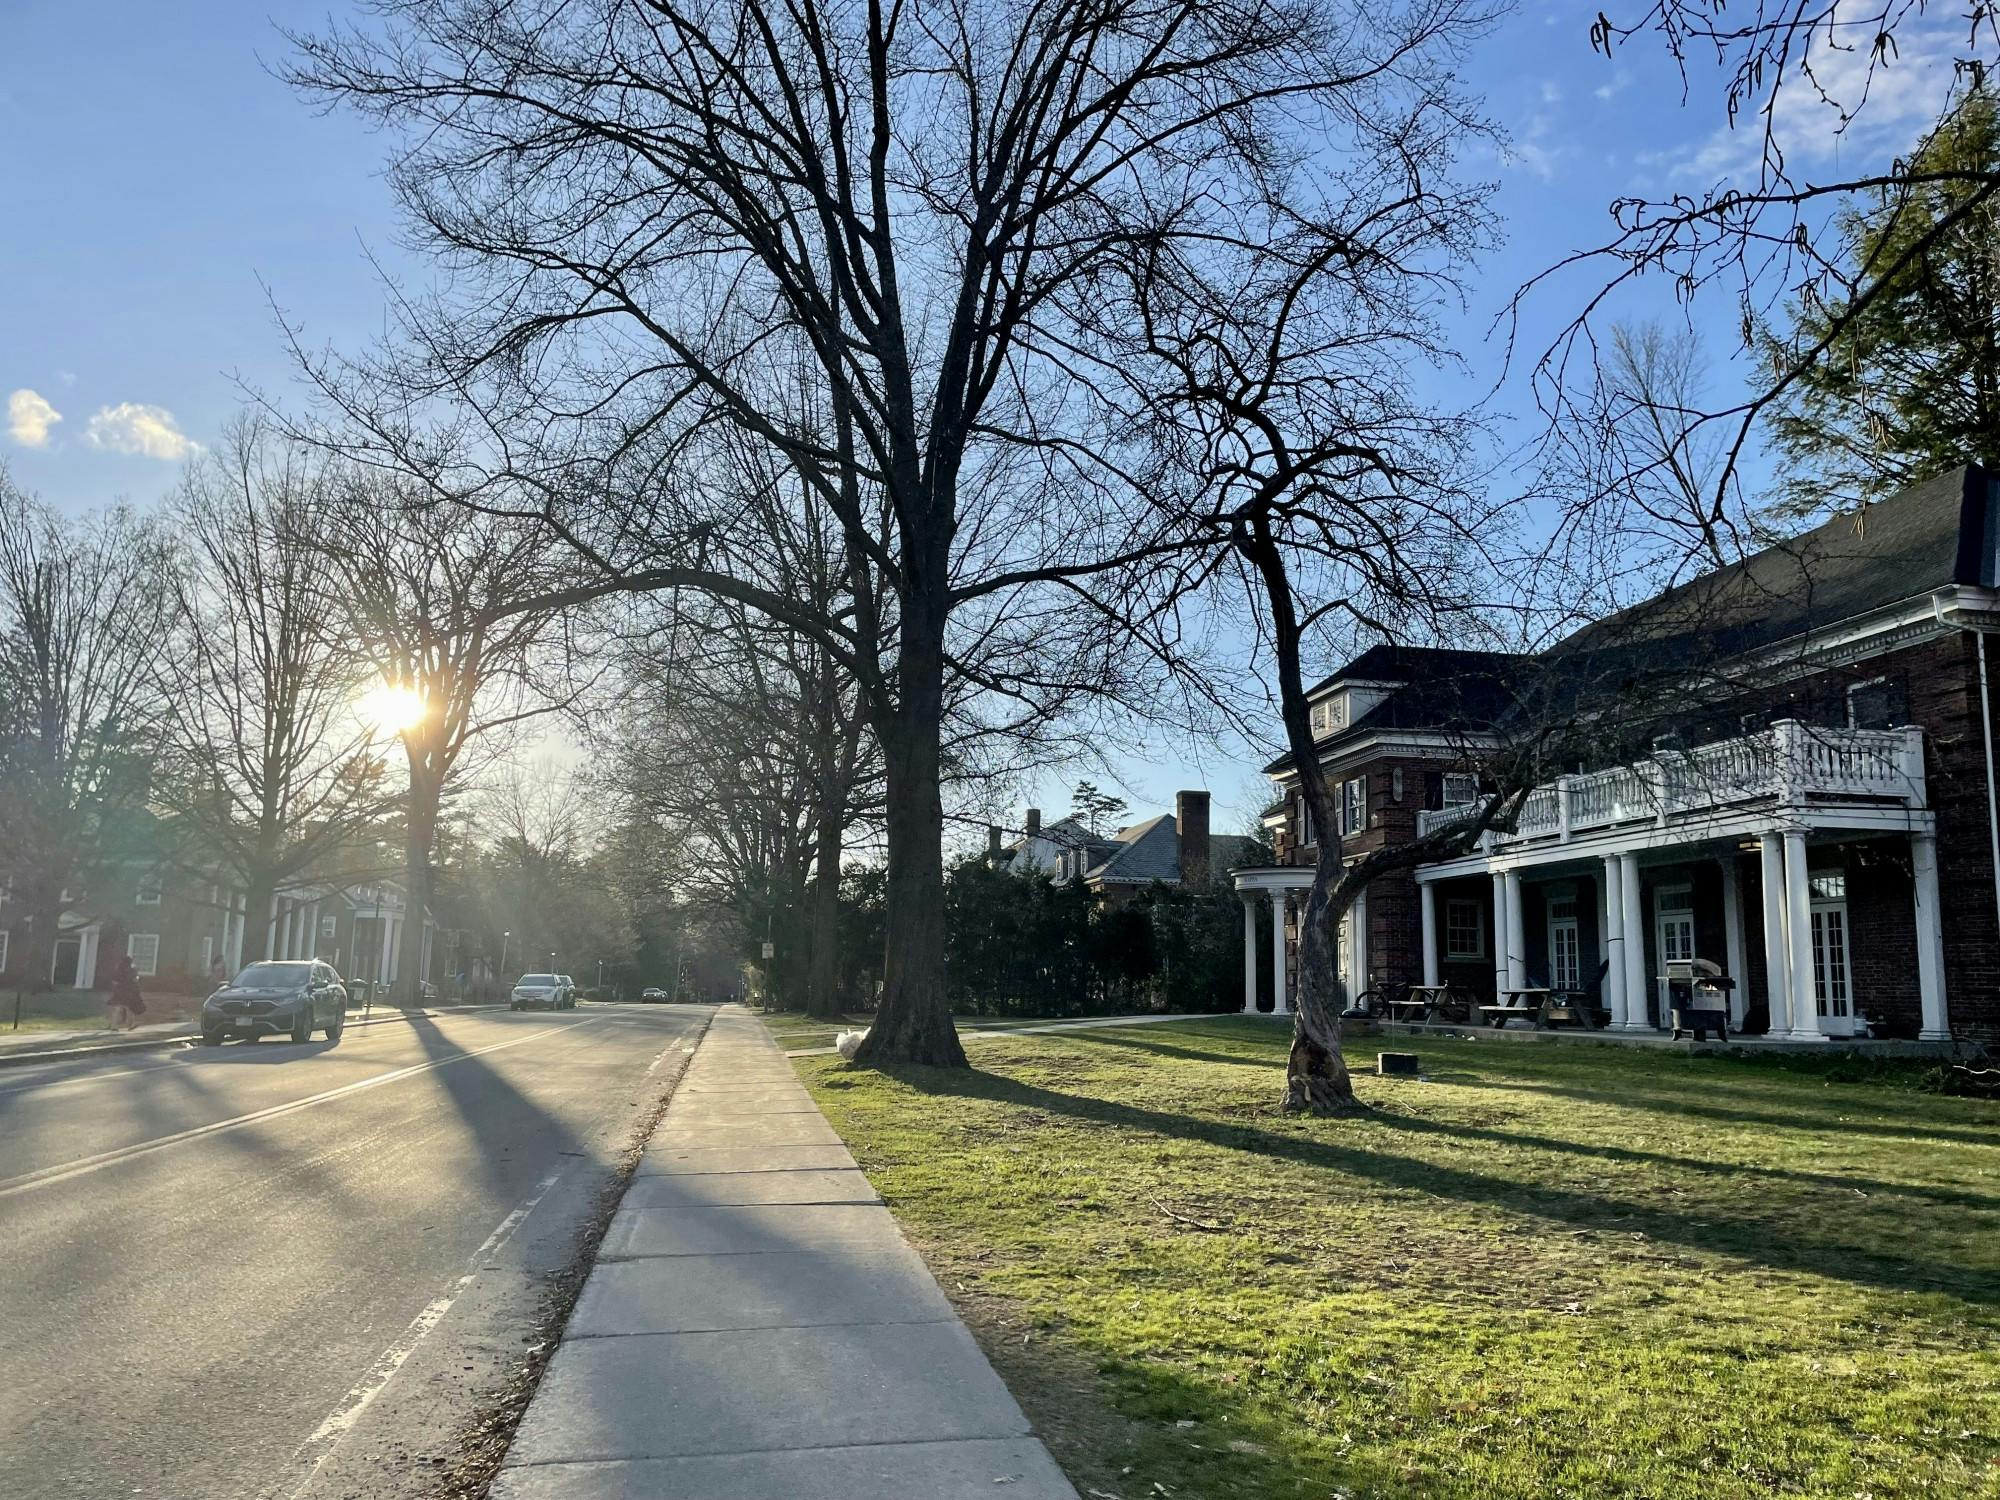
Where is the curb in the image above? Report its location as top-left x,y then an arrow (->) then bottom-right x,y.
0,1004 -> 513,1069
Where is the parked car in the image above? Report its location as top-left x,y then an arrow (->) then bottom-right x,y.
202,960 -> 347,1044
557,974 -> 579,1007
509,974 -> 570,1011
639,987 -> 668,1003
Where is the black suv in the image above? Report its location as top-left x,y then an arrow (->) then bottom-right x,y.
202,961 -> 348,1045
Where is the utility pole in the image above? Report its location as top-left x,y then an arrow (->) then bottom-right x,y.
500,929 -> 511,978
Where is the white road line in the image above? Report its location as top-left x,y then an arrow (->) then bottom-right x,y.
0,1019 -> 597,1199
280,1169 -> 566,1499
0,1055 -> 186,1097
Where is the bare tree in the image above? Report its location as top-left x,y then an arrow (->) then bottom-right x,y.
156,416 -> 392,963
1526,5 -> 2000,520
314,479 -> 578,1004
281,0 -> 1487,1064
0,470 -> 175,989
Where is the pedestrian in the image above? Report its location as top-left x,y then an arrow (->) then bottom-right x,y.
107,955 -> 147,1032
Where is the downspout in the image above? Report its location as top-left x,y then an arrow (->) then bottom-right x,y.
1934,590 -> 2000,948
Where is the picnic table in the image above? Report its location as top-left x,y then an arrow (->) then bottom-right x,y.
1479,987 -> 1551,1029
1541,991 -> 1608,1029
1387,984 -> 1464,1024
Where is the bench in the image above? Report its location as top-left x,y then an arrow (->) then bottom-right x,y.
1479,989 -> 1550,1029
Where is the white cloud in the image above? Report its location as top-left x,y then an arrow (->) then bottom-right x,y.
7,388 -> 61,448
83,402 -> 200,462
1666,22 -> 1960,182
1595,70 -> 1630,102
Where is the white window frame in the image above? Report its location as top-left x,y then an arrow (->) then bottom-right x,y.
1299,797 -> 1316,848
1340,777 -> 1366,837
1445,899 -> 1485,959
127,933 -> 160,977
1441,772 -> 1478,808
320,914 -> 338,940
1845,675 -> 1897,730
1809,874 -> 1853,1021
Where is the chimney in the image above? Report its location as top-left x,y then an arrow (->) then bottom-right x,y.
1025,807 -> 1042,838
1176,790 -> 1211,889
987,825 -> 1003,864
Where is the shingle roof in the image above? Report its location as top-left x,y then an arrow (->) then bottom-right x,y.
1552,465 -> 1995,663
1266,644 -> 1527,775
1085,814 -> 1180,883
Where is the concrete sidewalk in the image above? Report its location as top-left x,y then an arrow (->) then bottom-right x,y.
492,1005 -> 1076,1500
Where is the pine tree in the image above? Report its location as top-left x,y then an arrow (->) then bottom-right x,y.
1761,88 -> 2000,518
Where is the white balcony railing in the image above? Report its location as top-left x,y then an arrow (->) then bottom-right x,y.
1413,721 -> 1925,848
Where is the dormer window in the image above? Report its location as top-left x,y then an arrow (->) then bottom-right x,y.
1309,694 -> 1347,737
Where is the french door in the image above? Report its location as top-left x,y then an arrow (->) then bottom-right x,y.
1809,870 -> 1855,1035
1654,884 -> 1696,1024
1548,895 -> 1580,990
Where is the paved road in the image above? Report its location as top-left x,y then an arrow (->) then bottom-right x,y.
0,1003 -> 714,1500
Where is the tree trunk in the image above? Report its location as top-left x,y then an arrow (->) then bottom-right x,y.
853,645 -> 966,1067
806,797 -> 844,1019
240,870 -> 278,967
402,771 -> 438,1008
1281,851 -> 1362,1115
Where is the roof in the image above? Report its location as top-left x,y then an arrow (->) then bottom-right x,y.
1554,465 -> 1995,663
1084,814 -> 1180,884
1267,644 -> 1527,775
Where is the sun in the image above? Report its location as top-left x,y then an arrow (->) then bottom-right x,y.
360,681 -> 428,735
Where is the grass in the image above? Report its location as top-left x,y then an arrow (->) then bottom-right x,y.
0,990 -> 205,1038
757,1008 -> 1178,1053
780,1017 -> 2000,1500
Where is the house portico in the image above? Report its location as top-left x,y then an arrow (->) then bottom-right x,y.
1413,722 -> 1949,1040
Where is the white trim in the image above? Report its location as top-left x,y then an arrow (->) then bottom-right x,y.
126,933 -> 160,978
1444,897 -> 1484,958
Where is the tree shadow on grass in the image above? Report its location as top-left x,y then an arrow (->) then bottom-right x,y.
1057,1028 -> 1286,1070
889,1064 -> 2000,1309
1464,1076 -> 2000,1148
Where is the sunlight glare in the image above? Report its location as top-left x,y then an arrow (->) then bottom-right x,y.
360,681 -> 428,734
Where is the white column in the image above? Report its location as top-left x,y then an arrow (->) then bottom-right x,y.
377,913 -> 393,984
1242,898 -> 1259,1014
388,914 -> 403,984
1268,890 -> 1289,1016
1602,858 -> 1628,1028
266,896 -> 279,963
1759,833 -> 1791,1036
1350,886 -> 1369,998
1419,880 -> 1440,988
1491,871 -> 1509,1001
1720,857 -> 1748,1028
1503,869 -> 1527,991
1912,832 -> 1950,1040
310,900 -> 323,959
1783,828 -> 1826,1040
1619,852 -> 1649,1029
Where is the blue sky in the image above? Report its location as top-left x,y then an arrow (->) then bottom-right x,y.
0,0 -> 1958,839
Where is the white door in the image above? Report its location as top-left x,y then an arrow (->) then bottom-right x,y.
1809,870 -> 1855,1035
1548,895 -> 1580,990
1654,883 -> 1695,1023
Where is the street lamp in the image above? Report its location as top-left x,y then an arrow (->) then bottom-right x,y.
597,958 -> 605,993
500,930 -> 512,977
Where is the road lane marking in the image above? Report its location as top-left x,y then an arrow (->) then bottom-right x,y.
0,1020 -> 598,1199
280,1169 -> 566,1499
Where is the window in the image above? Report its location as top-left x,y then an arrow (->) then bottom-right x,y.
1809,869 -> 1847,902
1391,768 -> 1404,803
1310,695 -> 1346,737
320,914 -> 338,940
1340,777 -> 1367,836
1299,797 -> 1316,848
1655,884 -> 1695,966
1847,676 -> 1906,730
1809,872 -> 1852,1020
136,877 -> 162,906
127,933 -> 160,977
1441,772 -> 1478,808
1445,899 -> 1484,958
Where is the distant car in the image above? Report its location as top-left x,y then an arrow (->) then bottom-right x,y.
510,973 -> 570,1011
557,974 -> 578,1007
639,988 -> 668,1003
203,960 -> 347,1044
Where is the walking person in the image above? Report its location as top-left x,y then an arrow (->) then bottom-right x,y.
107,955 -> 146,1032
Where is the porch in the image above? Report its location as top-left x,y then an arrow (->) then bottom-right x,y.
1413,723 -> 1946,1041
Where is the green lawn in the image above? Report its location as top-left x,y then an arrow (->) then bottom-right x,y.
757,1010 -> 1128,1052
781,1017 -> 2000,1499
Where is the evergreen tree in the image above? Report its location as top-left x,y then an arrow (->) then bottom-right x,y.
1761,88 -> 2000,518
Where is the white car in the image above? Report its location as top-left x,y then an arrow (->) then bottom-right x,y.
509,973 -> 571,1011
557,974 -> 579,1006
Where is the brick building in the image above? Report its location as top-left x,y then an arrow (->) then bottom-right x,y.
1233,466 -> 2000,1043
